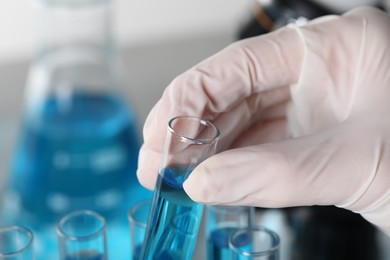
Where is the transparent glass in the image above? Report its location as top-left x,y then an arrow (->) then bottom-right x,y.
229,225 -> 280,260
206,205 -> 255,260
140,116 -> 220,259
0,225 -> 34,260
57,210 -> 107,260
1,0 -> 150,258
128,199 -> 151,260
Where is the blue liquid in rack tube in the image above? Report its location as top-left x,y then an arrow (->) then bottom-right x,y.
207,227 -> 239,260
65,250 -> 105,260
141,166 -> 203,259
132,244 -> 142,260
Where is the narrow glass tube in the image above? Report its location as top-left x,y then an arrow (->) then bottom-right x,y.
0,225 -> 34,260
140,116 -> 220,259
56,210 -> 108,260
229,225 -> 280,260
128,199 -> 151,260
206,205 -> 255,260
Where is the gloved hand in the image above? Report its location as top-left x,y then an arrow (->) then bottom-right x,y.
137,7 -> 390,235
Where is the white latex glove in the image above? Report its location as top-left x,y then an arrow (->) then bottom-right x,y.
137,7 -> 390,235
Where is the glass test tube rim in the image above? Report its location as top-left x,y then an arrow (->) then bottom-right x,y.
128,199 -> 151,228
56,210 -> 107,242
0,225 -> 34,257
168,116 -> 220,144
229,225 -> 280,257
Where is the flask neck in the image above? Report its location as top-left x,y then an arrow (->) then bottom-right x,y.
32,0 -> 115,57
25,0 -> 124,114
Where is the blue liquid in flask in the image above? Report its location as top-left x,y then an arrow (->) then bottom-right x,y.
141,166 -> 203,259
4,91 -> 151,258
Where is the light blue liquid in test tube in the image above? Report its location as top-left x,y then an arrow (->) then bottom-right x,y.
140,116 -> 220,259
206,205 -> 255,260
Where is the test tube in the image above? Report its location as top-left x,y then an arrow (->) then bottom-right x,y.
0,225 -> 34,260
56,210 -> 108,260
128,199 -> 151,260
140,116 -> 220,259
205,205 -> 255,260
229,225 -> 280,260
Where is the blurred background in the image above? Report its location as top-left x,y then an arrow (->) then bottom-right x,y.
0,0 -> 389,259
0,0 -> 251,194
0,0 -> 254,259
0,0 -> 252,124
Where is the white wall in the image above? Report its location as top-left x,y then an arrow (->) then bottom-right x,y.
0,0 -> 252,63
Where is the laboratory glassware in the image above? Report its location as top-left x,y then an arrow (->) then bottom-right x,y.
0,225 -> 34,260
140,116 -> 220,259
229,225 -> 280,260
57,210 -> 107,260
1,0 -> 150,258
128,199 -> 151,260
206,205 -> 255,260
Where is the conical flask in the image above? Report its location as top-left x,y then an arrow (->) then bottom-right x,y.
1,0 -> 150,258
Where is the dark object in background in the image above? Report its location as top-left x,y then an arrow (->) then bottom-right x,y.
238,0 -> 335,39
289,206 -> 378,260
237,1 -> 380,259
238,0 -> 385,39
